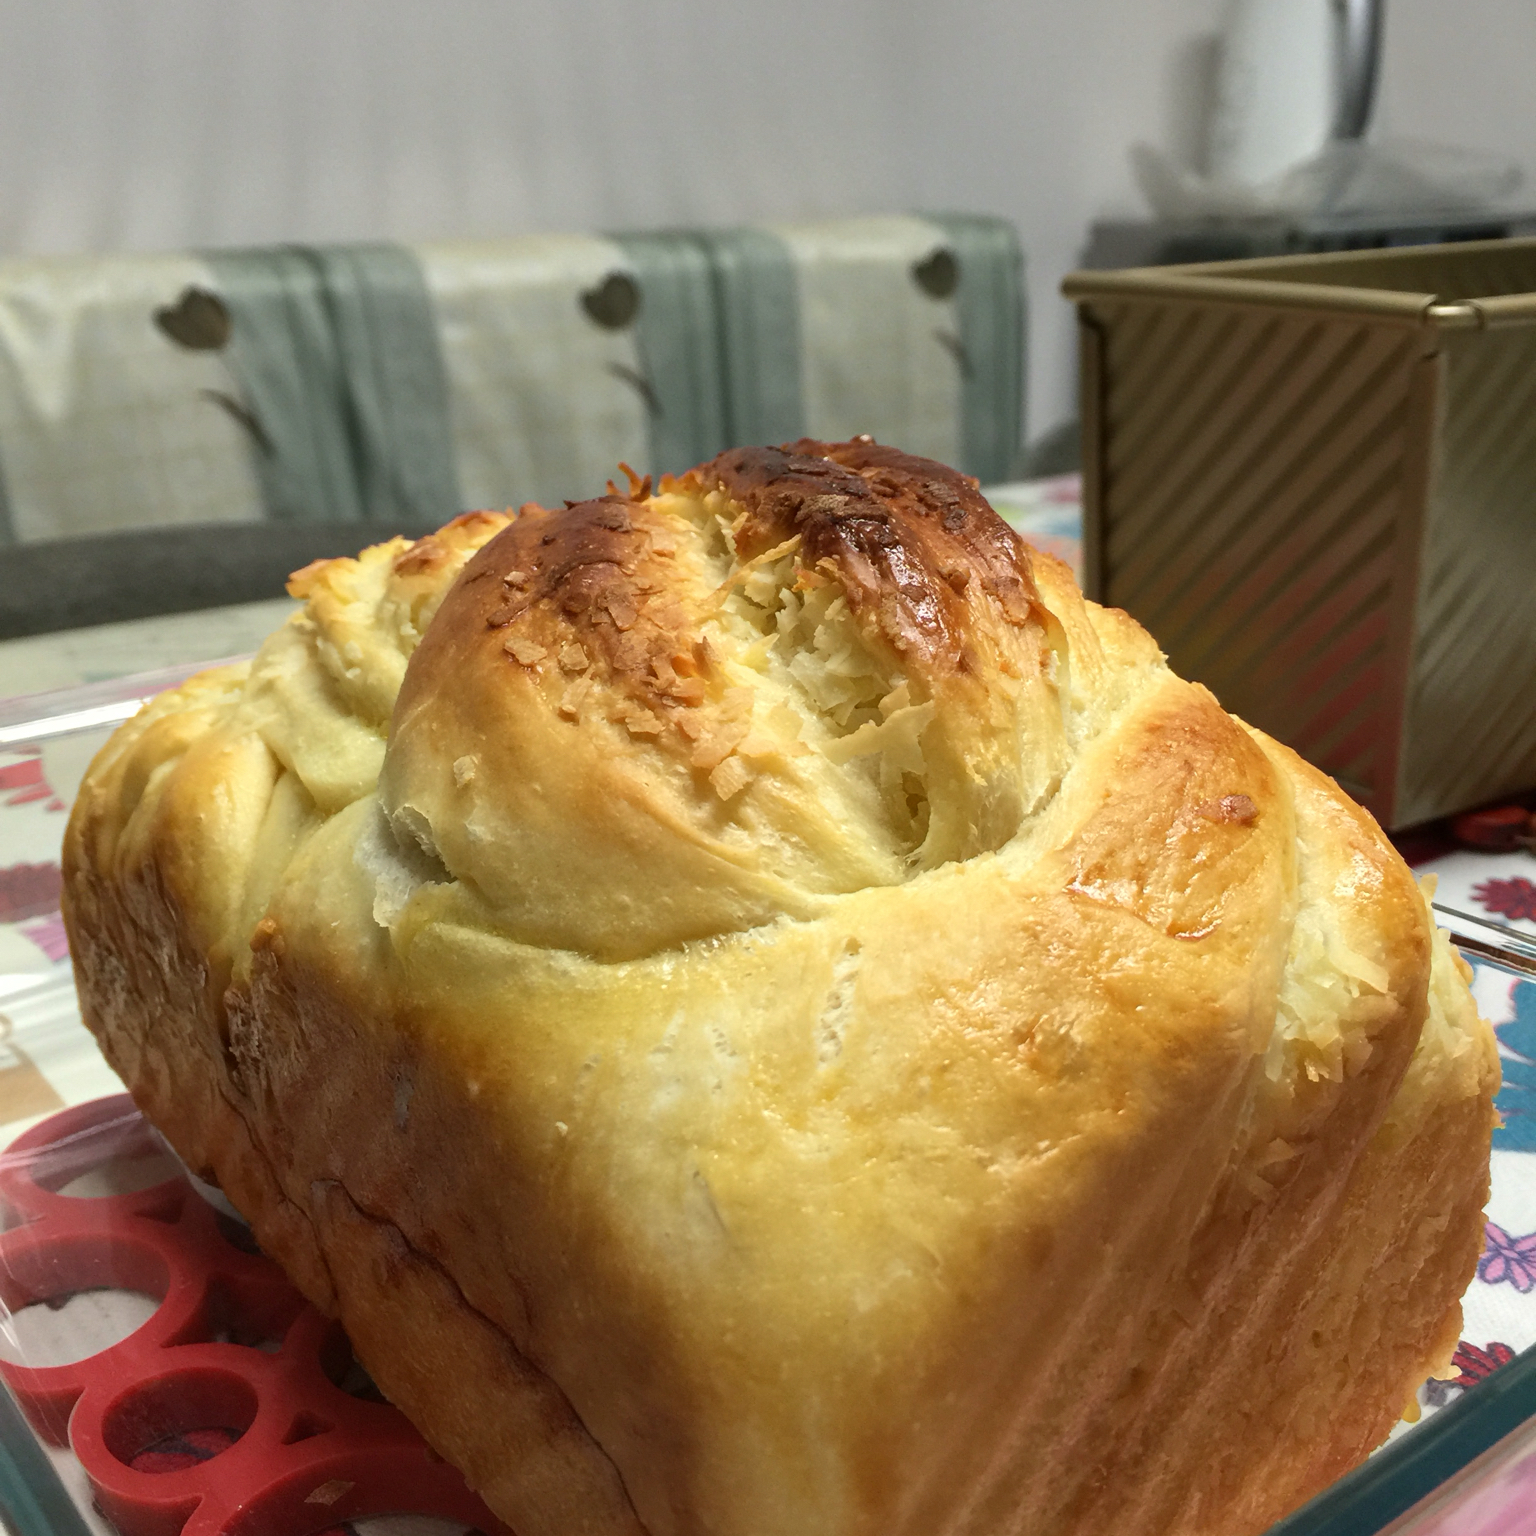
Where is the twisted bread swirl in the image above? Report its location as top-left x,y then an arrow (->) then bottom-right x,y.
385,439 -> 1094,958
64,441 -> 1497,1536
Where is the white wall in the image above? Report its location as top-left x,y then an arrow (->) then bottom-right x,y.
1374,1 -> 1536,173
0,0 -> 1531,443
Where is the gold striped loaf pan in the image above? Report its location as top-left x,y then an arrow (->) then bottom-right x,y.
1065,238 -> 1536,830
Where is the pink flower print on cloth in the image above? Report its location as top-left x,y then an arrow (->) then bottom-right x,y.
1479,1223 -> 1536,1294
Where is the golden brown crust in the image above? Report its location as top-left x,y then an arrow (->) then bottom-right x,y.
697,439 -> 1045,671
384,441 -> 1087,960
62,440 -> 1498,1536
454,492 -> 716,738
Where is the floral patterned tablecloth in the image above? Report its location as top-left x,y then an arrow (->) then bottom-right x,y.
1433,942 -> 1536,1396
1412,847 -> 1536,1431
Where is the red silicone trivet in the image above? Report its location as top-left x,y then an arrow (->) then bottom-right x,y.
0,1095 -> 509,1536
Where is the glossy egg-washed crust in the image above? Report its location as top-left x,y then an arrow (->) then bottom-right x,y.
64,441 -> 1497,1536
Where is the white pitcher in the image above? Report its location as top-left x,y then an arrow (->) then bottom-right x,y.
1209,0 -> 1383,185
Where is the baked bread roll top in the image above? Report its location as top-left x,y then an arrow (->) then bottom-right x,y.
384,440 -> 1123,959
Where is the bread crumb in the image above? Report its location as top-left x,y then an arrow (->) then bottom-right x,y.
767,702 -> 804,742
1240,1168 -> 1277,1202
505,636 -> 548,665
620,709 -> 664,737
559,642 -> 590,673
1343,1035 -> 1375,1075
252,917 -> 286,957
304,1480 -> 355,1507
452,755 -> 477,787
605,594 -> 639,630
735,732 -> 781,759
710,755 -> 754,800
392,536 -> 444,575
691,719 -> 750,770
1195,794 -> 1258,825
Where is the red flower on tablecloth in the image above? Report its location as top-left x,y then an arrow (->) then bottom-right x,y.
0,755 -> 64,812
0,756 -> 55,808
0,862 -> 61,924
1447,1340 -> 1516,1389
1473,876 -> 1536,923
1480,1221 -> 1536,1293
1422,1338 -> 1518,1407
